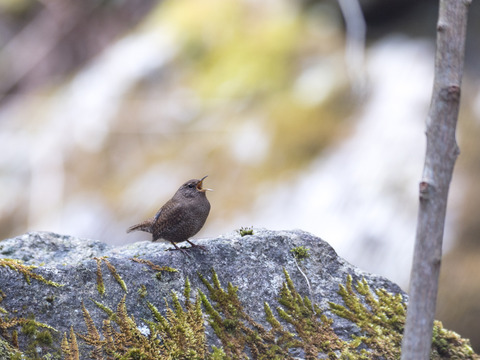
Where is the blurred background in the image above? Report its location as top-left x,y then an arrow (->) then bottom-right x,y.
0,0 -> 479,351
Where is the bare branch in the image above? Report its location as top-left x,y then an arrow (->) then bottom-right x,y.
336,0 -> 367,94
401,1 -> 471,359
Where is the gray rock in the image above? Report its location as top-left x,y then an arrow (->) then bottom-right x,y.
0,231 -> 110,265
0,229 -> 405,359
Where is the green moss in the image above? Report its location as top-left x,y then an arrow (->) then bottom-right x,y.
75,277 -> 208,360
138,285 -> 148,299
104,258 -> 128,293
198,269 -> 479,360
0,336 -> 21,360
184,277 -> 191,300
65,265 -> 480,359
0,259 -> 62,288
94,257 -> 128,295
431,320 -> 477,359
21,318 -> 37,336
61,327 -> 78,360
3,253 -> 477,360
36,330 -> 53,346
131,257 -> 177,280
328,275 -> 411,358
16,314 -> 59,359
237,227 -> 254,237
290,246 -> 310,261
93,257 -> 105,296
199,268 -> 294,359
90,298 -> 116,322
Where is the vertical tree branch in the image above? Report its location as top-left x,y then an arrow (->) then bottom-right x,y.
401,1 -> 471,359
337,0 -> 367,94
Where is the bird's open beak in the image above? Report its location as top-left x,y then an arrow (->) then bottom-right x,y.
197,175 -> 213,192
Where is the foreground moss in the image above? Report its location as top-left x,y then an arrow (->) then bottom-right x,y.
66,277 -> 207,360
62,270 -> 478,359
1,256 -> 477,359
1,259 -> 61,359
0,336 -> 21,360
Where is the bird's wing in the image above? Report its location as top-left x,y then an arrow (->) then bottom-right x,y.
153,199 -> 189,233
154,199 -> 185,225
154,207 -> 163,222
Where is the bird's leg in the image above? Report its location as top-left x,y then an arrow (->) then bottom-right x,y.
166,242 -> 192,257
186,240 -> 207,251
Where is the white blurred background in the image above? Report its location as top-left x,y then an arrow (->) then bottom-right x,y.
0,0 -> 479,350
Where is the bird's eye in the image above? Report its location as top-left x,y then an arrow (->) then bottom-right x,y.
188,183 -> 195,188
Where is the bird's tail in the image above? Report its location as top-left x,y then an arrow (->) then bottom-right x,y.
126,220 -> 153,234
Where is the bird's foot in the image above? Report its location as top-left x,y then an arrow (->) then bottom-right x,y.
165,240 -> 207,256
166,246 -> 193,257
186,240 -> 207,251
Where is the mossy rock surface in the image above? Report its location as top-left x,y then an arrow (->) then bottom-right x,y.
0,229 -> 475,359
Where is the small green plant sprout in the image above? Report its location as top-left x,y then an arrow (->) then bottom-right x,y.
237,227 -> 254,236
290,246 -> 310,261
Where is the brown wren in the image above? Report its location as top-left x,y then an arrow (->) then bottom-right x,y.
127,176 -> 212,251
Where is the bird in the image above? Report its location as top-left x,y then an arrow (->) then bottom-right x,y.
127,176 -> 212,252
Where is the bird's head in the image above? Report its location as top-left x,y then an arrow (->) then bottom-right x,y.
179,176 -> 213,198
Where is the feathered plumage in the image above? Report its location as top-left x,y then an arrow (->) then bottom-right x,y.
127,176 -> 211,251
